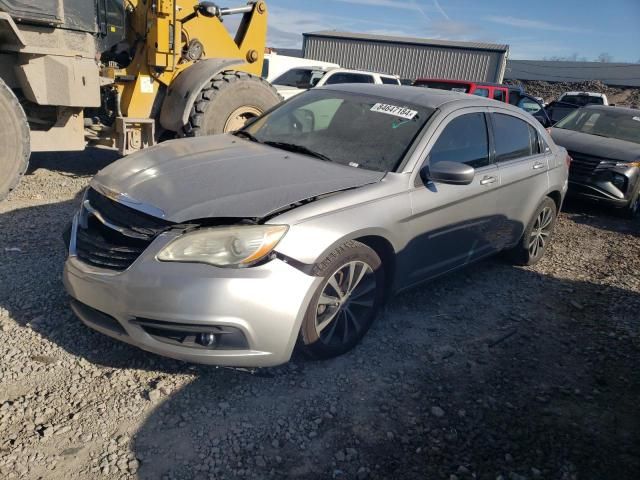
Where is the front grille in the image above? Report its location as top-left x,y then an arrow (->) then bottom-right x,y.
568,151 -> 603,180
75,188 -> 172,271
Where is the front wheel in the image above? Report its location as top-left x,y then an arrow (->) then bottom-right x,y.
0,79 -> 30,201
506,197 -> 557,266
621,186 -> 640,220
184,71 -> 281,137
300,241 -> 385,360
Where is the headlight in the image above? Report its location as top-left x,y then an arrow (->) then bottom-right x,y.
157,225 -> 288,267
616,161 -> 640,168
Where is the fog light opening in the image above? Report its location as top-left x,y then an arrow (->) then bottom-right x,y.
197,333 -> 218,348
612,174 -> 627,191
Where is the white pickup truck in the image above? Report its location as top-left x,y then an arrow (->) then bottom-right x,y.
558,91 -> 609,106
273,67 -> 401,100
262,54 -> 339,83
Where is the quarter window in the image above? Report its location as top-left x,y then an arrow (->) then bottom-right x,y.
429,113 -> 490,169
493,113 -> 534,162
528,124 -> 541,155
325,73 -> 375,85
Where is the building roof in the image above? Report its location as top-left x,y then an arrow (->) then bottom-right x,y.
505,60 -> 640,87
304,31 -> 509,53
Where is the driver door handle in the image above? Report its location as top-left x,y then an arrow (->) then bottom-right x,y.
480,176 -> 497,186
533,161 -> 546,170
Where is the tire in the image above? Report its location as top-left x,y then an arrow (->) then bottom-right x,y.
0,79 -> 30,201
183,71 -> 281,137
620,184 -> 640,220
299,241 -> 385,360
506,197 -> 558,266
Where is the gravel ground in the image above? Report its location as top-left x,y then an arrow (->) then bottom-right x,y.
1,149 -> 639,480
504,80 -> 640,107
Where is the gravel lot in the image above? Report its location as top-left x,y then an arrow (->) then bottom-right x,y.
1,149 -> 639,480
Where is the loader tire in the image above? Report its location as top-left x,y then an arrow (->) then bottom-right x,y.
184,71 -> 281,136
0,79 -> 30,201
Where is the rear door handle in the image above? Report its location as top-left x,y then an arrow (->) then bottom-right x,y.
533,161 -> 546,170
480,176 -> 497,185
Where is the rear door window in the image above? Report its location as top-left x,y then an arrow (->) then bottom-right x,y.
562,95 -> 604,106
429,113 -> 490,169
493,113 -> 534,162
493,89 -> 505,102
325,73 -> 375,85
381,76 -> 400,85
473,88 -> 490,98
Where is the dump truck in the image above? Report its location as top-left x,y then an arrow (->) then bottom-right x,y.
0,0 -> 280,200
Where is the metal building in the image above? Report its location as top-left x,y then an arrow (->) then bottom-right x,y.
303,31 -> 509,83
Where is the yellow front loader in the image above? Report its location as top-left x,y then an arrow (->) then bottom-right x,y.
0,0 -> 280,200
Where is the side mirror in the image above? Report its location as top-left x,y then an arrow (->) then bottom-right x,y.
421,161 -> 475,185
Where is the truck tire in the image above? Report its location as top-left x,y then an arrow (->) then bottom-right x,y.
0,79 -> 30,201
184,71 -> 281,136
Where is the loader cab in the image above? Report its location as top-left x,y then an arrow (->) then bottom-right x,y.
0,0 -> 125,51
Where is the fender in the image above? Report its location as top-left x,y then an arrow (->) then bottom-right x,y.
159,58 -> 242,132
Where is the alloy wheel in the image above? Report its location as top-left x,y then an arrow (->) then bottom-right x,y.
314,261 -> 377,346
529,206 -> 554,259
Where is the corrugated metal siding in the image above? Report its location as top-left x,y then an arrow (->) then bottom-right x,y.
304,36 -> 506,83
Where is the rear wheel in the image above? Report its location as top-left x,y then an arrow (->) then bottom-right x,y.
0,79 -> 30,201
506,197 -> 557,266
184,71 -> 281,137
300,241 -> 385,360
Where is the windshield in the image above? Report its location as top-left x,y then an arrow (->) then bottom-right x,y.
239,90 -> 434,172
561,95 -> 604,106
554,108 -> 640,144
272,68 -> 327,89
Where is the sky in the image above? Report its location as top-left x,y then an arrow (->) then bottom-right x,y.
221,0 -> 640,62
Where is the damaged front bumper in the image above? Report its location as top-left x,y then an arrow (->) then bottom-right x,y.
63,215 -> 323,367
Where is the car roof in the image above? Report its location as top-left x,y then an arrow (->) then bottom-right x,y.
325,67 -> 399,78
318,83 -> 520,111
413,78 -> 511,89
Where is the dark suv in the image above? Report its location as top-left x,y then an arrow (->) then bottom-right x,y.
550,105 -> 640,218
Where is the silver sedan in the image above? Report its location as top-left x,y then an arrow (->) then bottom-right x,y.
63,84 -> 569,367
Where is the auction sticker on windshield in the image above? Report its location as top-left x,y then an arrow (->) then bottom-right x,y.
370,103 -> 418,120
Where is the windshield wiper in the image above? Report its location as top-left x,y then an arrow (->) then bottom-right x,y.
263,141 -> 332,162
233,130 -> 261,143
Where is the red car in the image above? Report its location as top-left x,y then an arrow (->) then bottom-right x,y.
413,78 -> 551,127
413,78 -> 521,104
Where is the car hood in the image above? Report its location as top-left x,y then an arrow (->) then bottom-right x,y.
91,135 -> 384,223
550,128 -> 640,162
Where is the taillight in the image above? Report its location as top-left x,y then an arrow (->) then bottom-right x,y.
566,154 -> 572,168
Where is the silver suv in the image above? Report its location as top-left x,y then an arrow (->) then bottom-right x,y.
63,85 -> 569,367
